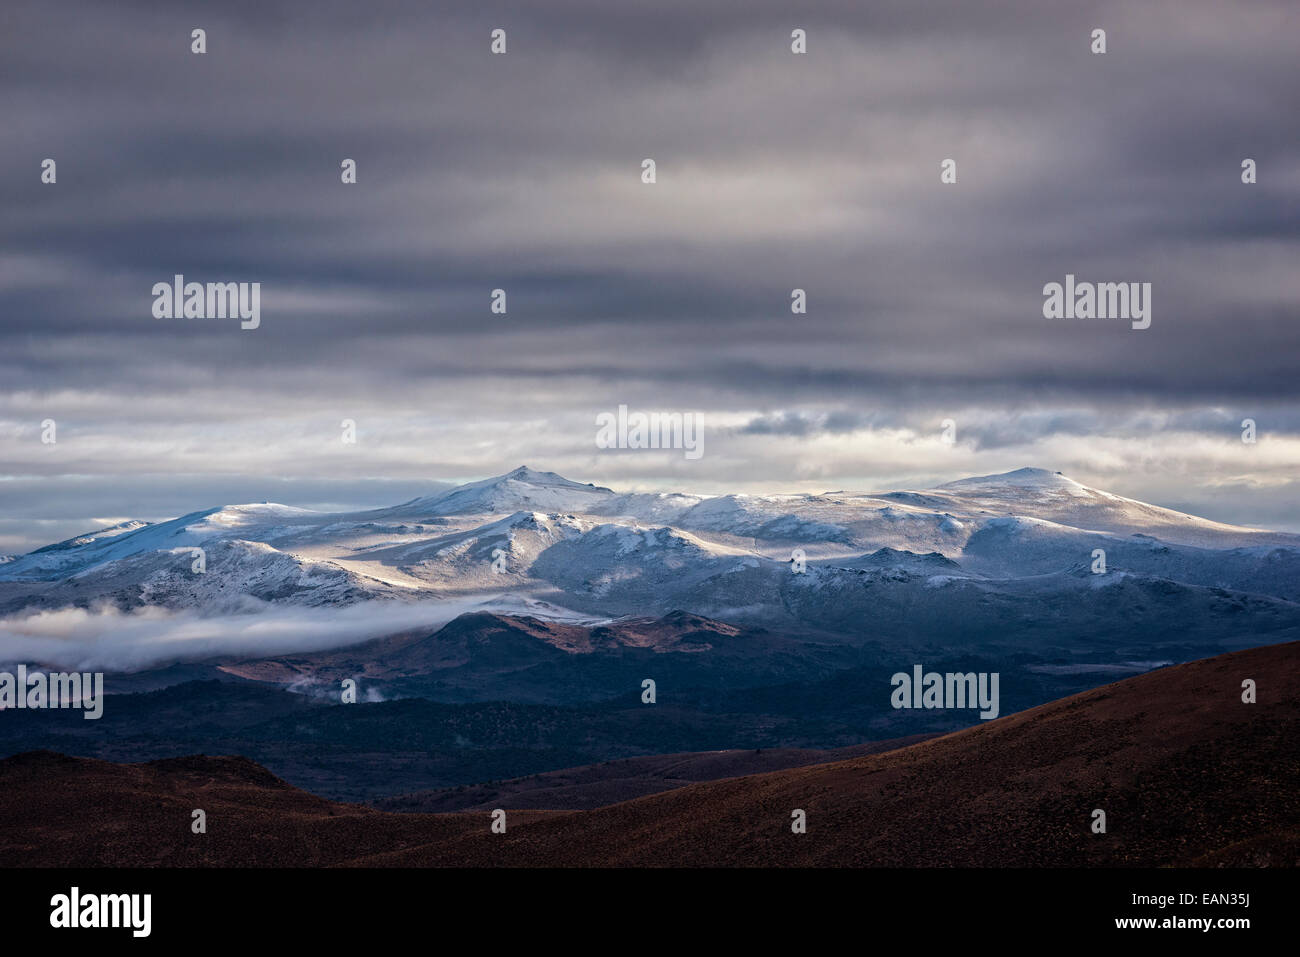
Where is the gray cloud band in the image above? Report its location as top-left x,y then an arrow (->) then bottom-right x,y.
1,0 -> 1296,544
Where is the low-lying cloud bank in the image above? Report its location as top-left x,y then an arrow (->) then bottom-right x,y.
0,596 -> 557,673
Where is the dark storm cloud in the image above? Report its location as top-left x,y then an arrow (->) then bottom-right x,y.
1,0 -> 1297,547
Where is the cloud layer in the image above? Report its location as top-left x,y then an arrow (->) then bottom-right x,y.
0,597 -> 512,673
2,0 -> 1297,548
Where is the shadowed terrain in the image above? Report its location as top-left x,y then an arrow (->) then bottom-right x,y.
2,641 -> 1295,867
371,734 -> 937,812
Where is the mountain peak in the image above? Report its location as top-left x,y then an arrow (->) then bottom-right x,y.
473,466 -> 608,493
501,465 -> 580,485
937,467 -> 1083,491
397,467 -> 614,516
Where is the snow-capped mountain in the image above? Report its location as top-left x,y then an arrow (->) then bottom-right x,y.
387,466 -> 617,517
2,467 -> 1298,628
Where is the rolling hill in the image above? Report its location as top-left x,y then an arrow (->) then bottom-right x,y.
3,641 -> 1294,867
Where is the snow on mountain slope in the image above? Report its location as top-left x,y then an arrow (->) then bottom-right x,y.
591,490 -> 706,523
663,492 -> 971,562
358,511 -> 588,590
676,494 -> 853,541
940,466 -> 1093,495
916,467 -> 1277,548
0,505 -> 330,582
1,539 -> 405,614
1,466 -> 1296,620
960,518 -> 1300,601
388,466 -> 616,517
530,520 -> 761,605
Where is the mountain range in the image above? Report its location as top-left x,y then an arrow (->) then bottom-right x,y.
2,465 -> 1297,803
3,464 -> 1297,626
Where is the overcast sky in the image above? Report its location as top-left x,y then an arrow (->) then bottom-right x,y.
1,0 -> 1298,552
